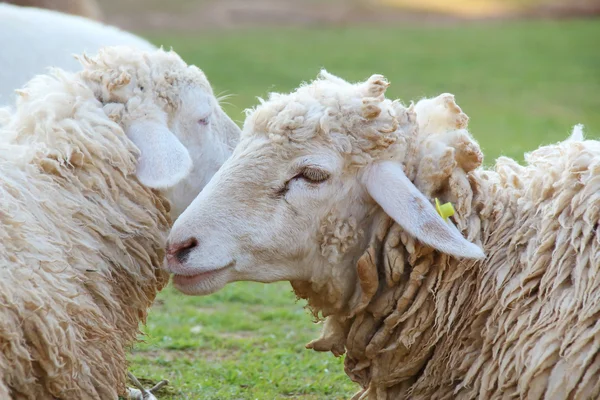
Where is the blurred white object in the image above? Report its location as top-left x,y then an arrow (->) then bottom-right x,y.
0,3 -> 155,105
127,388 -> 158,400
126,372 -> 168,400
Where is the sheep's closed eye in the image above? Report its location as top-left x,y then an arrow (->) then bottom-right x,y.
275,166 -> 330,198
198,116 -> 209,126
294,167 -> 330,184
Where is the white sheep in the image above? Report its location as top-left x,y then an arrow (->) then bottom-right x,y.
0,45 -> 239,399
165,71 -> 600,399
0,3 -> 155,105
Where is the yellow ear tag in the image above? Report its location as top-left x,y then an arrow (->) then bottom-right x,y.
435,198 -> 455,221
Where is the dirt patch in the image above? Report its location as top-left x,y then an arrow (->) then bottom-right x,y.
98,0 -> 600,32
103,0 -> 452,32
520,0 -> 600,19
133,347 -> 237,362
220,330 -> 257,340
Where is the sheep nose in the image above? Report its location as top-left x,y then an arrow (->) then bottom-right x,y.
166,237 -> 198,264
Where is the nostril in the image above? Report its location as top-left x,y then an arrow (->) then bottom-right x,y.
168,237 -> 198,264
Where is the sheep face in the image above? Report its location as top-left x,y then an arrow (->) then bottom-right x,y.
166,71 -> 483,297
166,134 -> 369,296
80,46 -> 239,217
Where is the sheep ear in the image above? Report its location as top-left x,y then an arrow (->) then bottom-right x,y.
362,161 -> 484,259
126,120 -> 192,189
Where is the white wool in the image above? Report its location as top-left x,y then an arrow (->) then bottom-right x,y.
569,123 -> 585,141
0,45 -> 240,399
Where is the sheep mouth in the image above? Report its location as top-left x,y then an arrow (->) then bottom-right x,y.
171,261 -> 235,288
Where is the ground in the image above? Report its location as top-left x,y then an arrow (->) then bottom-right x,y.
98,0 -> 599,31
124,18 -> 600,399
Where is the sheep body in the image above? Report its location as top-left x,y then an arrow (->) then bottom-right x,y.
0,66 -> 169,400
0,46 -> 237,399
313,97 -> 600,399
248,77 -> 600,399
0,3 -> 155,105
166,71 -> 599,400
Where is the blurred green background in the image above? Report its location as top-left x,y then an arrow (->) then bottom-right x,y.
97,0 -> 599,398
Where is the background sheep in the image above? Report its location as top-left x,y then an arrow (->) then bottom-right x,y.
1,0 -> 103,20
0,45 -> 239,399
0,3 -> 155,105
165,71 -> 599,399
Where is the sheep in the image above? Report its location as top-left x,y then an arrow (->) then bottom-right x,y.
2,0 -> 103,20
0,45 -> 240,399
165,70 -> 600,399
0,3 -> 155,105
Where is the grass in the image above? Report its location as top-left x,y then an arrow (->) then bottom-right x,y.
129,19 -> 600,399
129,285 -> 353,399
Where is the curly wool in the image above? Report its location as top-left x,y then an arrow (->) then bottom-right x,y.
243,71 -> 401,169
298,85 -> 600,398
0,47 -> 203,399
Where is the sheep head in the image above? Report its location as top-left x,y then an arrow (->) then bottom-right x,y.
77,46 -> 240,217
165,71 -> 484,316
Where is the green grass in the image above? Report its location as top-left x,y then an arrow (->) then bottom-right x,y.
148,19 -> 599,163
129,19 -> 600,399
130,285 -> 352,399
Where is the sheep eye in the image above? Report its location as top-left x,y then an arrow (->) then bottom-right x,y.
198,117 -> 209,126
296,167 -> 330,183
274,167 -> 330,198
